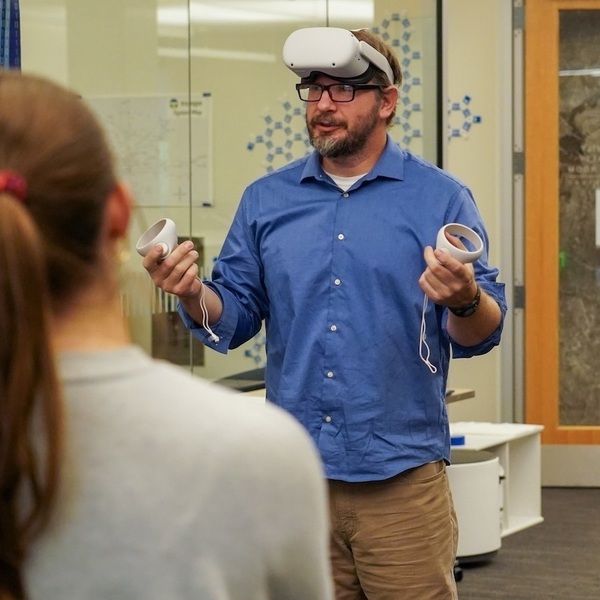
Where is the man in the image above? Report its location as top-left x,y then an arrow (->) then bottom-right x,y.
143,27 -> 506,600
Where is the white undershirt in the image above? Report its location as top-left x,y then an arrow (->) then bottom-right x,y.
324,170 -> 368,192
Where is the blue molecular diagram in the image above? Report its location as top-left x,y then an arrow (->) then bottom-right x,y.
244,334 -> 266,367
373,13 -> 424,148
246,101 -> 312,172
448,95 -> 482,140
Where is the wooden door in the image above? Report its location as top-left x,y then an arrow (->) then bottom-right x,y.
526,0 -> 600,445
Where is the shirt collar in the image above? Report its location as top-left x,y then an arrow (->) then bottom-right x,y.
300,134 -> 405,185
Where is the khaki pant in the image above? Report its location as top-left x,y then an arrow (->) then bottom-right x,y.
327,461 -> 459,600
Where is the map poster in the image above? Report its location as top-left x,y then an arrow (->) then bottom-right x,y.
86,94 -> 213,207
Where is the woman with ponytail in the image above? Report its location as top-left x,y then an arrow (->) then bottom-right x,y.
0,70 -> 332,600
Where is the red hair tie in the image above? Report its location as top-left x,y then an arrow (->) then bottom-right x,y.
0,171 -> 28,201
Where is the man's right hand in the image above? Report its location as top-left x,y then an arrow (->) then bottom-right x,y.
142,240 -> 202,299
142,240 -> 223,327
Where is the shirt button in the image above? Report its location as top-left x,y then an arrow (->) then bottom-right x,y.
326,371 -> 334,378
330,324 -> 337,332
337,233 -> 345,240
324,415 -> 332,423
342,192 -> 349,198
334,278 -> 341,286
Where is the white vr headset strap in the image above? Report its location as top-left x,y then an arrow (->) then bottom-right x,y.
357,40 -> 394,85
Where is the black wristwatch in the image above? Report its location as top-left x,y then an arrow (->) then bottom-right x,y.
448,285 -> 481,318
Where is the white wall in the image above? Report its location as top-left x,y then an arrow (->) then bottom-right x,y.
445,0 -> 514,424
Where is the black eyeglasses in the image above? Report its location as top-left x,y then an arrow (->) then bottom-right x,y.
295,83 -> 384,103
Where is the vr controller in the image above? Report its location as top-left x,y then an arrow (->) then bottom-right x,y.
435,223 -> 484,264
136,218 -> 219,343
135,218 -> 177,259
420,223 -> 484,374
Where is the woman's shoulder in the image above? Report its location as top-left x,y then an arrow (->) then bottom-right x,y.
119,349 -> 321,468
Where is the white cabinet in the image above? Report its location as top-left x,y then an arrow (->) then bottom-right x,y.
447,450 -> 502,559
449,422 -> 544,537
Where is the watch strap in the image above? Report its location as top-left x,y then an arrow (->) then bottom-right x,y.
448,285 -> 481,318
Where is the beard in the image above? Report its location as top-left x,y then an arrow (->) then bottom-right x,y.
307,102 -> 380,158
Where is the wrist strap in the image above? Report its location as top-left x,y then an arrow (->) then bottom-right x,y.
448,285 -> 481,318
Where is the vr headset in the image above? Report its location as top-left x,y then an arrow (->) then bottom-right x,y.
283,27 -> 395,86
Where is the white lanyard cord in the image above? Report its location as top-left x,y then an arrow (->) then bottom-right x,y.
199,283 -> 220,343
419,294 -> 438,374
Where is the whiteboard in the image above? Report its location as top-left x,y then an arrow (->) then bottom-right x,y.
86,94 -> 213,207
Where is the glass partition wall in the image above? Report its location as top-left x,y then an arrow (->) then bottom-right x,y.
21,0 -> 440,381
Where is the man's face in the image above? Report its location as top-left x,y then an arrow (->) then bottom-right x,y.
305,76 -> 382,159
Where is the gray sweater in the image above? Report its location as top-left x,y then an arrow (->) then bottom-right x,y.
26,346 -> 332,599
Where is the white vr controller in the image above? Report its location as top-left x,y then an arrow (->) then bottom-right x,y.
435,223 -> 484,264
136,218 -> 220,344
420,223 -> 484,375
135,218 -> 178,259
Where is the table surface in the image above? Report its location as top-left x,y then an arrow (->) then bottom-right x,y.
446,388 -> 475,403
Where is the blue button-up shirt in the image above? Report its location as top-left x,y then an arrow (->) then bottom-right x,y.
181,137 -> 506,482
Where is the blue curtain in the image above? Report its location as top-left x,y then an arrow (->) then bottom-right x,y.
0,0 -> 21,69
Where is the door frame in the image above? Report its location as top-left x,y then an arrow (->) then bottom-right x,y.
525,0 -> 600,447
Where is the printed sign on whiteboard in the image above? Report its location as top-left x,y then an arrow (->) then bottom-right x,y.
86,94 -> 213,207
